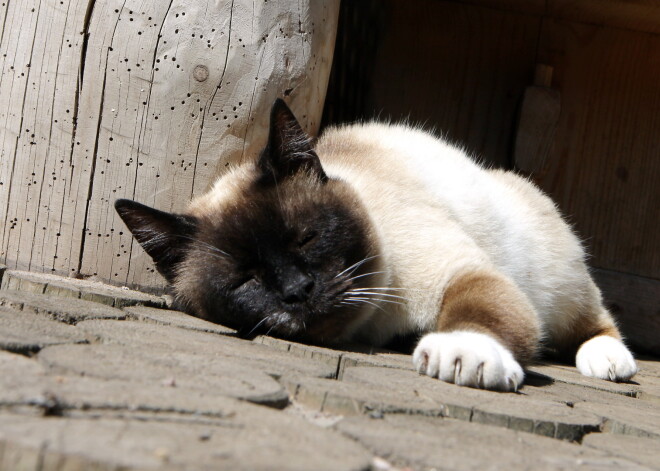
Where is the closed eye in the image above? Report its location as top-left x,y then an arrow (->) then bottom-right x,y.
299,230 -> 317,248
231,276 -> 258,291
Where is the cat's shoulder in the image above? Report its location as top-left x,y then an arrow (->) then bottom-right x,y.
486,168 -> 559,215
318,121 -> 444,150
316,122 -> 472,177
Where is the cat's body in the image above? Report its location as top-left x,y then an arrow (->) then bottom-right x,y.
312,123 -> 592,348
116,99 -> 637,391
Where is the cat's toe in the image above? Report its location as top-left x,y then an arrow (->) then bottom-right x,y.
413,331 -> 524,392
576,335 -> 638,382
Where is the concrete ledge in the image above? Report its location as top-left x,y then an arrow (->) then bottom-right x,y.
0,270 -> 166,308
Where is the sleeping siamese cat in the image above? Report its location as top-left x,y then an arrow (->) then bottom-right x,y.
115,99 -> 638,392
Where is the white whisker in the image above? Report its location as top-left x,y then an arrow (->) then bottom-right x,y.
344,296 -> 405,307
350,287 -> 418,292
338,301 -> 359,307
335,255 -> 380,279
346,291 -> 409,301
344,271 -> 386,283
132,228 -> 232,261
246,316 -> 270,337
349,298 -> 387,313
263,311 -> 285,337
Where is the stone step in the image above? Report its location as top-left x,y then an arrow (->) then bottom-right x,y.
0,270 -> 166,309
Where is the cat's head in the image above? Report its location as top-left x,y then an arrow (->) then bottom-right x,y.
115,99 -> 383,344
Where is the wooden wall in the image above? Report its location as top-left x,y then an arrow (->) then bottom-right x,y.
0,0 -> 340,292
324,0 -> 660,353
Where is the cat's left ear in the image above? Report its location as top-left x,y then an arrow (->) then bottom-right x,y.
258,98 -> 327,183
114,199 -> 197,283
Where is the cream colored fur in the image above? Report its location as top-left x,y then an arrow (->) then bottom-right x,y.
317,124 -> 586,342
316,123 -> 636,388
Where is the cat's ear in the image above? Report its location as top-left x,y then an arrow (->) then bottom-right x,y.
258,98 -> 327,183
114,199 -> 197,283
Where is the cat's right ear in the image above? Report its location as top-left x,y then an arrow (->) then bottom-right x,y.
258,98 -> 328,183
114,199 -> 197,283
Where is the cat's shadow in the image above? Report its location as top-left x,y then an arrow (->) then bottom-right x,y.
523,360 -> 641,389
523,370 -> 555,388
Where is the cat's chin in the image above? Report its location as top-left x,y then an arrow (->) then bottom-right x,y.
254,311 -> 307,339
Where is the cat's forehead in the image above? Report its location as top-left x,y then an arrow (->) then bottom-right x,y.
189,165 -> 345,222
188,176 -> 350,258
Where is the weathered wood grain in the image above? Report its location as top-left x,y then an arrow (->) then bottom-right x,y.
366,0 -> 541,167
0,0 -> 340,290
450,0 -> 660,34
536,19 -> 660,279
549,0 -> 660,35
1,0 -> 91,278
0,0 -> 42,269
450,0 -> 546,15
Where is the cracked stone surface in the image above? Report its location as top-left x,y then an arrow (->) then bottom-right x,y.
582,434 -> 660,469
0,290 -> 125,324
283,367 -> 609,441
0,412 -> 371,471
123,305 -> 236,335
37,344 -> 289,408
335,415 -> 650,471
0,273 -> 659,471
73,320 -> 338,379
0,308 -> 89,354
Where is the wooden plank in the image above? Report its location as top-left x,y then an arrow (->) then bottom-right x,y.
0,0 -> 8,43
1,0 -> 90,277
0,0 -> 42,267
47,0 -> 124,281
450,0 -> 546,15
448,0 -> 660,34
33,0 -> 92,277
549,0 -> 660,35
366,0 -> 541,167
593,268 -> 660,355
536,19 -> 660,279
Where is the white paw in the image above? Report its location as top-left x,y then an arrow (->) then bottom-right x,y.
576,335 -> 638,382
412,331 -> 524,392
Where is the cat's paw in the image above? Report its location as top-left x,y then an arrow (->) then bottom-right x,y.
576,335 -> 637,382
412,331 -> 524,392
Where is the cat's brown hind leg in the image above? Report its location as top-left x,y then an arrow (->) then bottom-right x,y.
413,269 -> 541,391
568,299 -> 637,382
546,279 -> 637,382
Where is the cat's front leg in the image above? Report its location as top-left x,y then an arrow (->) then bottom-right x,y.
412,270 -> 540,392
413,330 -> 524,391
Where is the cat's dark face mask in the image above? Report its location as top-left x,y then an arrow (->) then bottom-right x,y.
115,100 -> 381,344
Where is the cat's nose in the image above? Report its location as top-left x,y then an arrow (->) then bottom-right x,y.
281,271 -> 314,304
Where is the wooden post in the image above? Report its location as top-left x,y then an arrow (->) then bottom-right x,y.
0,0 -> 340,292
513,64 -> 561,176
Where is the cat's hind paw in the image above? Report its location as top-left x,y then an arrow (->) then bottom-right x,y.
412,331 -> 524,392
576,335 -> 638,382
